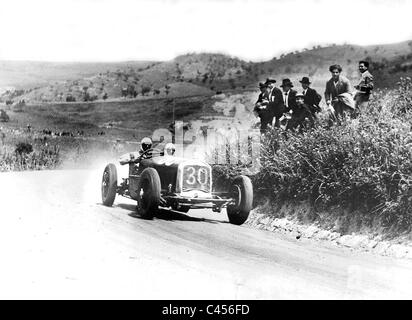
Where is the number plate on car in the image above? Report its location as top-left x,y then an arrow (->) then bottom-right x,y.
182,165 -> 211,192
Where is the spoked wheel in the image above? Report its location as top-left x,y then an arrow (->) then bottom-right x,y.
137,168 -> 161,219
102,163 -> 117,206
227,175 -> 253,225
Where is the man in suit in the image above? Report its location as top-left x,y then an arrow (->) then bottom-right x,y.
280,78 -> 297,112
265,78 -> 285,128
354,60 -> 374,116
299,77 -> 322,118
254,82 -> 273,134
286,94 -> 315,132
324,64 -> 354,124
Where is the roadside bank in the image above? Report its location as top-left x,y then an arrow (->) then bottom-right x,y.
245,201 -> 412,260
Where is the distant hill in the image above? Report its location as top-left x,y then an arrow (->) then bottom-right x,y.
249,40 -> 412,90
1,40 -> 411,103
0,60 -> 155,89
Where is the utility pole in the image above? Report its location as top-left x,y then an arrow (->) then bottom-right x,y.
172,98 -> 175,143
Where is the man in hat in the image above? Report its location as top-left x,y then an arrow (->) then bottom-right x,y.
286,93 -> 315,132
280,78 -> 297,113
354,60 -> 374,116
255,82 -> 268,105
300,77 -> 322,118
254,82 -> 272,134
324,64 -> 354,124
265,78 -> 285,128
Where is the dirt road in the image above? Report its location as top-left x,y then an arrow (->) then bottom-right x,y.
0,168 -> 411,299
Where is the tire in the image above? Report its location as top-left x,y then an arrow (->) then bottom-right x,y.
102,163 -> 117,206
227,175 -> 253,225
137,168 -> 161,219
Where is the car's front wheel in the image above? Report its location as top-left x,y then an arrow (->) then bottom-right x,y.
137,168 -> 161,219
102,163 -> 117,206
227,175 -> 253,225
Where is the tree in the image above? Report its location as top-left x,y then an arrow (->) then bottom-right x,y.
228,78 -> 236,90
66,95 -> 76,102
141,86 -> 151,96
127,84 -> 136,97
0,109 -> 10,122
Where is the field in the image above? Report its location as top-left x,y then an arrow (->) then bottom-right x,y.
0,93 -> 235,171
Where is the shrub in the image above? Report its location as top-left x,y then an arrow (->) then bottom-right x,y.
141,86 -> 151,96
214,78 -> 412,232
253,81 -> 412,231
15,142 -> 33,155
0,109 -> 9,122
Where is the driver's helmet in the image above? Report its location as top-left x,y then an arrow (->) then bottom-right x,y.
164,143 -> 176,156
140,137 -> 152,153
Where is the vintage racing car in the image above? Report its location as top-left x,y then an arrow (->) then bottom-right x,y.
101,148 -> 253,225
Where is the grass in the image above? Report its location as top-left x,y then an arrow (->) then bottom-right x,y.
214,77 -> 412,233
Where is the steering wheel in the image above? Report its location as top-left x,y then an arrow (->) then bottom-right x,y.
132,148 -> 163,162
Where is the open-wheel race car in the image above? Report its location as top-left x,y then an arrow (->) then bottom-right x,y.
101,148 -> 253,225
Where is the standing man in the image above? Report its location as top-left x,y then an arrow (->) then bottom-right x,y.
300,77 -> 322,118
280,79 -> 297,113
265,78 -> 285,128
354,60 -> 374,116
279,79 -> 297,128
324,64 -> 355,124
254,82 -> 272,134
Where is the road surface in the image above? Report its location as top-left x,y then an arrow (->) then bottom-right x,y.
0,167 -> 411,299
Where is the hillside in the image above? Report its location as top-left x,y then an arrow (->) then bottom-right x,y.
0,60 -> 155,90
1,40 -> 411,104
249,40 -> 412,89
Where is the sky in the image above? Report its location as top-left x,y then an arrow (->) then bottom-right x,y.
0,0 -> 411,62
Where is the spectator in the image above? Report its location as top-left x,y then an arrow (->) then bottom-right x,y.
286,93 -> 315,132
354,60 -> 374,116
254,82 -> 272,134
299,77 -> 322,118
324,64 -> 355,124
265,78 -> 285,128
280,78 -> 297,113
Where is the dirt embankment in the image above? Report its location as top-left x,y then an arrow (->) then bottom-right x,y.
246,201 -> 412,260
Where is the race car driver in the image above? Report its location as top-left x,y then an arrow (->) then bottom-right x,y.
119,137 -> 153,165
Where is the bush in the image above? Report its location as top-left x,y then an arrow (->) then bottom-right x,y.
141,86 -> 151,96
214,78 -> 412,232
0,109 -> 9,122
253,80 -> 412,231
15,142 -> 33,155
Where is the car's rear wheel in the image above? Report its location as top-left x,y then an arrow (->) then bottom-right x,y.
102,163 -> 117,206
137,168 -> 161,219
227,175 -> 253,225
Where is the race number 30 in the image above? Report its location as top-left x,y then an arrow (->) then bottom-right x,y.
184,166 -> 209,186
